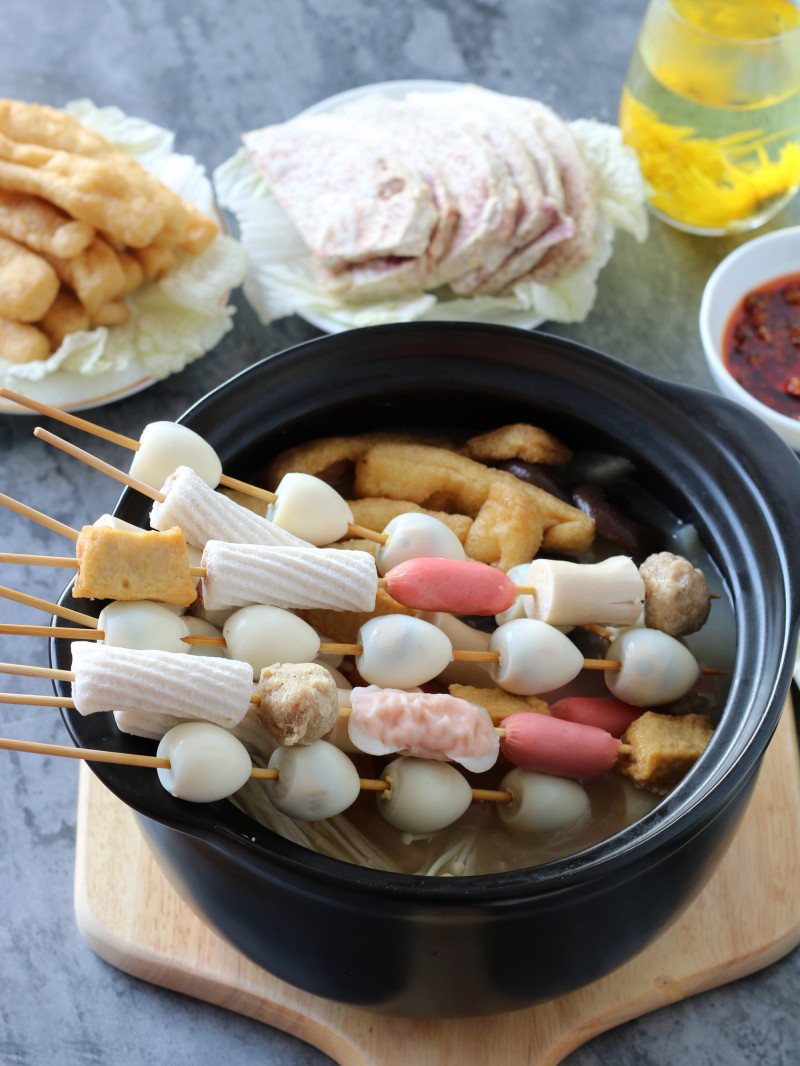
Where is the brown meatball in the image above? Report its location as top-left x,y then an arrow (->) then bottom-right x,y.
256,662 -> 339,746
639,552 -> 711,636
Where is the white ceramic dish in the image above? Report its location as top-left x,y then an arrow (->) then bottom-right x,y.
213,79 -> 648,335
297,80 -> 543,334
699,225 -> 800,451
0,102 -> 246,415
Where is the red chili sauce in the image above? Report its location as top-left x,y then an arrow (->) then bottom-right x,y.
723,271 -> 800,420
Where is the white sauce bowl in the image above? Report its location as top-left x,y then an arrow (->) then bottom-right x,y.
699,225 -> 800,452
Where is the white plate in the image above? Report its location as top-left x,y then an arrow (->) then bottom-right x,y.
236,79 -> 545,335
0,363 -> 155,414
0,104 -> 245,415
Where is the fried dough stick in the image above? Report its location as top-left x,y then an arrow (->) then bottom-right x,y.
0,134 -> 163,248
0,100 -> 191,248
0,316 -> 50,362
37,289 -> 90,348
0,189 -> 94,258
0,234 -> 59,321
43,235 -> 126,316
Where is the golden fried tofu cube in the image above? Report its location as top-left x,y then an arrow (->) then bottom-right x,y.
0,233 -> 59,321
44,235 -> 126,316
448,684 -> 549,720
618,711 -> 714,794
73,524 -> 197,606
0,314 -> 50,362
177,201 -> 219,255
38,287 -> 90,348
464,423 -> 573,465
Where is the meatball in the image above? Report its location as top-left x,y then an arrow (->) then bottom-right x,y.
256,662 -> 339,746
639,552 -> 711,636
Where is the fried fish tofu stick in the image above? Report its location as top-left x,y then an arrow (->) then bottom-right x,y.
37,287 -> 91,348
73,524 -> 197,606
0,139 -> 163,248
347,497 -> 472,543
0,315 -> 50,362
177,201 -> 219,255
0,100 -> 189,247
463,422 -> 573,465
266,432 -> 452,486
91,298 -> 130,327
133,243 -> 175,282
354,442 -> 594,561
117,250 -> 144,295
463,475 -> 545,569
448,684 -> 550,719
43,235 -> 126,316
0,234 -> 59,321
0,189 -> 94,258
0,99 -> 115,157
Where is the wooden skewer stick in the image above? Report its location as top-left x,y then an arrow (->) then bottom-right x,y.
0,584 -> 98,628
0,487 -> 617,617
1,388 -> 277,506
0,552 -> 206,577
0,732 -> 513,801
0,660 -> 74,681
0,684 -> 633,778
32,424 -> 389,545
5,389 -> 388,543
0,583 -> 720,679
183,635 -> 622,671
0,624 -> 102,639
0,490 -> 79,540
33,427 -> 167,502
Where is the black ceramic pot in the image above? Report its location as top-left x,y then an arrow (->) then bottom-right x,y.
53,323 -> 800,1018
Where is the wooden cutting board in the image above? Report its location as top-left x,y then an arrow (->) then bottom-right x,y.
74,702 -> 800,1066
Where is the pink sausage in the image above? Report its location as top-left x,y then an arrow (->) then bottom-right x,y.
348,685 -> 500,773
500,712 -> 620,779
384,557 -> 517,616
549,697 -> 642,738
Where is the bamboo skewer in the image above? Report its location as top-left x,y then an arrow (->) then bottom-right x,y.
0,613 -> 629,673
0,584 -> 98,627
0,617 -> 724,678
0,624 -> 101,640
33,427 -> 166,502
29,419 -> 388,544
0,490 -> 79,540
0,733 -> 513,801
0,551 -> 206,577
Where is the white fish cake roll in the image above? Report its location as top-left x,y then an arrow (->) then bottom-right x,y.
71,641 -> 253,727
201,543 -> 378,613
114,708 -> 186,740
151,466 -> 311,551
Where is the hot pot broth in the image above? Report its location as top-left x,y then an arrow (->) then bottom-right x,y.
229,426 -> 733,877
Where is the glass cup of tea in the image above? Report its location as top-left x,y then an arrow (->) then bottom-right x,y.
619,0 -> 800,235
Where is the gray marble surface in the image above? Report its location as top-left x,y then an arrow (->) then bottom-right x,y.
1,1 -> 799,1064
